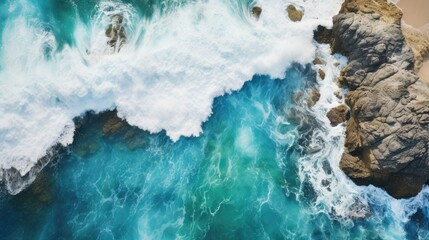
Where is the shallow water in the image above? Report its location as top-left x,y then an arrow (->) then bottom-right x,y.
2,0 -> 429,239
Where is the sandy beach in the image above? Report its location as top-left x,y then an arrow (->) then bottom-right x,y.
397,0 -> 429,28
397,0 -> 429,81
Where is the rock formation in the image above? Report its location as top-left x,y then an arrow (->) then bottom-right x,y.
105,14 -> 127,52
251,6 -> 262,20
287,5 -> 303,22
328,0 -> 429,198
327,104 -> 349,127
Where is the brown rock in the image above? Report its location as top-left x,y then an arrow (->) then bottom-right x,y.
313,57 -> 326,65
331,0 -> 429,198
122,128 -> 150,150
340,153 -> 371,179
74,142 -> 99,158
334,90 -> 343,99
106,14 -> 127,52
252,7 -> 262,19
319,69 -> 326,80
14,172 -> 54,214
287,5 -> 303,22
100,111 -> 150,150
327,104 -> 349,126
308,89 -> 321,107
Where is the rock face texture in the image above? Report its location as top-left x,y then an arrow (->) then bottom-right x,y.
330,0 -> 429,198
327,104 -> 349,127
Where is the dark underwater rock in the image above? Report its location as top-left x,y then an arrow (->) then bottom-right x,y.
308,89 -> 321,108
74,142 -> 100,158
102,112 -> 125,136
101,111 -> 150,151
106,14 -> 127,52
331,0 -> 429,198
13,171 -> 54,214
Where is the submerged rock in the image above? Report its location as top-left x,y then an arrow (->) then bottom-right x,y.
102,112 -> 125,136
106,14 -> 127,52
101,110 -> 150,151
331,0 -> 429,198
308,89 -> 321,107
287,5 -> 303,22
122,128 -> 150,150
74,142 -> 100,158
13,171 -> 54,213
251,6 -> 262,20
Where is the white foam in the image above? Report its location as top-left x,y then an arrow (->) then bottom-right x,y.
0,0 -> 343,191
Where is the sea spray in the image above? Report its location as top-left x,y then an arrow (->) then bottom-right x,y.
0,0 -> 343,193
3,0 -> 429,239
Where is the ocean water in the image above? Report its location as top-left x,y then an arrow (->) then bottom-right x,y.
2,0 -> 429,239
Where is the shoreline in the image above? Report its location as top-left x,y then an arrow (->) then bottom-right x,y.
330,0 -> 429,198
397,0 -> 429,28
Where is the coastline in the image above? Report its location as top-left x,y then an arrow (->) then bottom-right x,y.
328,0 -> 429,198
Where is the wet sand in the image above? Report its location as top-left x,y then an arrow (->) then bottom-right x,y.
397,0 -> 429,83
420,60 -> 429,81
397,0 -> 429,28
397,0 -> 429,82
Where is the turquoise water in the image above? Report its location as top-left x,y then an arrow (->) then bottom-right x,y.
1,66 -> 429,239
1,68 -> 315,239
2,0 -> 429,239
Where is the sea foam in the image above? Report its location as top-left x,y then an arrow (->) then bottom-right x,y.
0,0 -> 343,194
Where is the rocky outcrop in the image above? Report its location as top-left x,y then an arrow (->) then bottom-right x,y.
100,111 -> 150,151
330,0 -> 429,198
251,6 -> 262,20
327,104 -> 349,127
106,14 -> 126,52
287,5 -> 303,22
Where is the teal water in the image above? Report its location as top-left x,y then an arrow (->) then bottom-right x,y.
1,66 -> 429,239
2,0 -> 429,239
1,68 -> 316,239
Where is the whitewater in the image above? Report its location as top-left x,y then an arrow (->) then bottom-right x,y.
0,0 -> 339,187
2,0 -> 429,239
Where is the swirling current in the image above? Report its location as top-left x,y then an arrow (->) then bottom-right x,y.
1,0 -> 429,239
